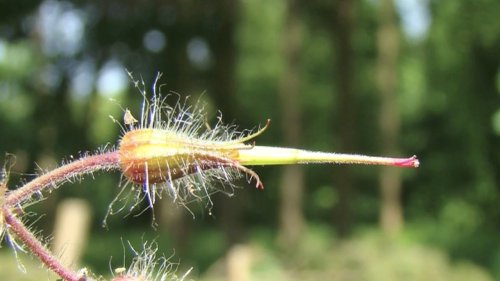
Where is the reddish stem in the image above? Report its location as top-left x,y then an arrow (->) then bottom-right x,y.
3,208 -> 86,281
1,152 -> 120,280
5,151 -> 120,207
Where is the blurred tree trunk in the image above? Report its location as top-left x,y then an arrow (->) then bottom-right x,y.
332,0 -> 356,238
155,2 -> 193,255
376,0 -> 402,236
209,0 -> 239,115
32,76 -> 71,233
277,0 -> 305,253
208,0 -> 245,247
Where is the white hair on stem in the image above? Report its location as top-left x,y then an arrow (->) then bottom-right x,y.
111,241 -> 192,281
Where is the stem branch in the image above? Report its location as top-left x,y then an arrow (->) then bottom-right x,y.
3,208 -> 86,281
5,151 -> 120,207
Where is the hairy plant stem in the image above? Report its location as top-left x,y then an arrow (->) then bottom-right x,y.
1,151 -> 120,281
5,151 -> 120,207
1,141 -> 418,281
3,208 -> 86,281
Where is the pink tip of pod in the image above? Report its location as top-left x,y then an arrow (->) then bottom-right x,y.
392,155 -> 419,168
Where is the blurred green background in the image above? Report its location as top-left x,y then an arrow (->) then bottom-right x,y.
0,0 -> 499,280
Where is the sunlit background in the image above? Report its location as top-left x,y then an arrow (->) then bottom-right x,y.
1,0 -> 499,280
